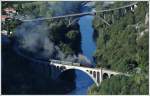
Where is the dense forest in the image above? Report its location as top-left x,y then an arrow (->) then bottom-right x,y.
2,1 -> 82,60
2,1 -> 82,94
88,1 -> 149,95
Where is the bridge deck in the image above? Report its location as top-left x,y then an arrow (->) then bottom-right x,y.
16,2 -> 137,22
50,60 -> 124,74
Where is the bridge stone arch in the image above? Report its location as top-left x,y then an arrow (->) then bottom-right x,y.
50,60 -> 127,86
110,74 -> 114,78
57,67 -> 99,86
102,73 -> 109,80
56,66 -> 59,69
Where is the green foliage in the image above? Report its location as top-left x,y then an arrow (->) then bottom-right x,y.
134,2 -> 148,23
2,1 -> 82,56
88,75 -> 148,95
94,1 -> 148,73
136,32 -> 149,74
15,2 -> 53,18
2,19 -> 22,33
50,20 -> 67,44
66,30 -> 81,53
89,1 -> 149,95
48,20 -> 81,55
60,43 -> 74,55
66,30 -> 78,40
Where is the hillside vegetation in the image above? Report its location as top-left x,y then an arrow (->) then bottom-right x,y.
2,1 -> 82,60
2,1 -> 82,94
88,1 -> 149,95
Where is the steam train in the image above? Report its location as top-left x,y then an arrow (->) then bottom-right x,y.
49,59 -> 93,68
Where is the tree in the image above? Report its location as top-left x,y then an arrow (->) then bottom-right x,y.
89,1 -> 149,95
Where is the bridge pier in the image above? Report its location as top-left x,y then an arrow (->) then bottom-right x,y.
110,11 -> 114,24
124,8 -> 127,14
87,69 -> 103,86
103,13 -> 106,19
108,73 -> 111,78
98,70 -> 102,84
68,18 -> 71,26
131,5 -> 135,12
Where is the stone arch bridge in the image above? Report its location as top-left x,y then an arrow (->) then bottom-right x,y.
50,60 -> 129,86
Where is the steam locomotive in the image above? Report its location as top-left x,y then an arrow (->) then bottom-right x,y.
49,59 -> 93,68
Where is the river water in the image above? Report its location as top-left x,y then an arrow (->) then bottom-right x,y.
69,5 -> 96,95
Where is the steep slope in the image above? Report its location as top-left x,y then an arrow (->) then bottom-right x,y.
88,1 -> 149,94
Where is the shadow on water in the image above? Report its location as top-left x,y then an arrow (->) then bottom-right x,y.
68,70 -> 94,95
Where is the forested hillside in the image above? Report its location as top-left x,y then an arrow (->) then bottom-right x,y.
2,1 -> 82,94
88,1 -> 149,94
2,1 -> 82,60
